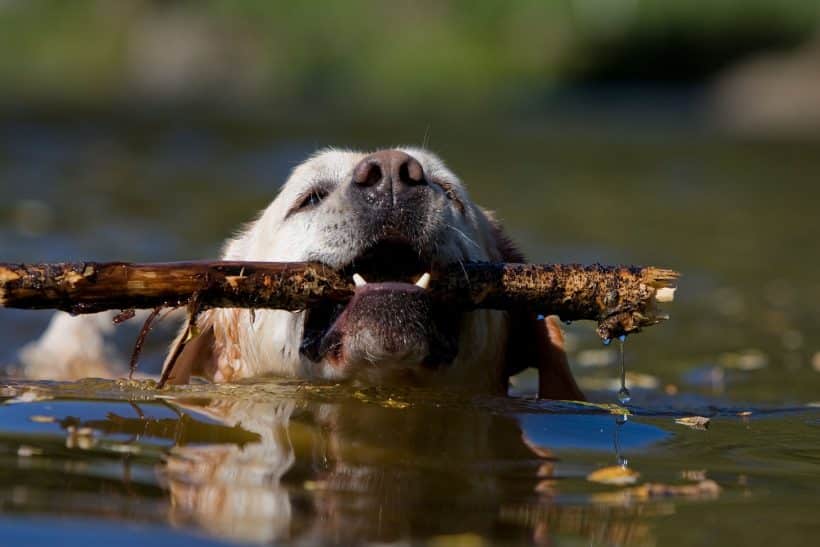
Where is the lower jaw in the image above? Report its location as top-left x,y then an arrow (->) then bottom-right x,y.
302,281 -> 460,365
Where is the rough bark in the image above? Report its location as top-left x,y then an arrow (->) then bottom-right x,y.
0,261 -> 677,340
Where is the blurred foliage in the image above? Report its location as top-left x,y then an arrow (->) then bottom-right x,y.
0,0 -> 817,113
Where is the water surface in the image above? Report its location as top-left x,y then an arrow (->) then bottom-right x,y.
1,117 -> 819,545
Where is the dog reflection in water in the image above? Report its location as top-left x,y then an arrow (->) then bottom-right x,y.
75,395 -> 651,545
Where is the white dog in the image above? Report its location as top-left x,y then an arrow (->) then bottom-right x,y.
21,148 -> 583,399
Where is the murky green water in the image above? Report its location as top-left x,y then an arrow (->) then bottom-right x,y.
1,116 -> 819,545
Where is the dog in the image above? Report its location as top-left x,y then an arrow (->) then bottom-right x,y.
20,148 -> 583,400
165,148 -> 582,399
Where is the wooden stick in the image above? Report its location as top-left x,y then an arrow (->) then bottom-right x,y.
0,261 -> 678,340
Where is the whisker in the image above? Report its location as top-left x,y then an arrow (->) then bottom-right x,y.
445,223 -> 481,251
457,259 -> 471,288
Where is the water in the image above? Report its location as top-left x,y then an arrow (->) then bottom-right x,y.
1,379 -> 817,545
1,116 -> 820,545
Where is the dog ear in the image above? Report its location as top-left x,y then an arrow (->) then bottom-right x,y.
487,214 -> 585,401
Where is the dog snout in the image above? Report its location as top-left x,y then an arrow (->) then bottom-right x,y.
352,150 -> 426,202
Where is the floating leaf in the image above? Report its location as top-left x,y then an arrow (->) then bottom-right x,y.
674,416 -> 711,430
587,465 -> 640,485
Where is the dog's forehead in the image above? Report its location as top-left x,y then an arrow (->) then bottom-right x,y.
286,149 -> 363,189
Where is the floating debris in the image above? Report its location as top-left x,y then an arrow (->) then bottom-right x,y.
628,480 -> 721,500
352,390 -> 410,409
568,400 -> 632,416
381,397 -> 410,410
587,465 -> 640,485
674,416 -> 711,430
28,415 -> 56,423
17,445 -> 43,457
681,469 -> 708,482
591,479 -> 721,506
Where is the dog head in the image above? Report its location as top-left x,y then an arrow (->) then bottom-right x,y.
171,148 -> 582,397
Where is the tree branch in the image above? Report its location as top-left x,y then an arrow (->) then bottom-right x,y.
0,261 -> 678,340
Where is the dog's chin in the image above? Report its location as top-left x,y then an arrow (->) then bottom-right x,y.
299,240 -> 461,381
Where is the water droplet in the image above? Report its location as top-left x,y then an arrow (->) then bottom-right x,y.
617,336 -> 631,404
603,338 -> 612,346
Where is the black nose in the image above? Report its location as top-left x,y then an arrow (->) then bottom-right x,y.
351,150 -> 426,201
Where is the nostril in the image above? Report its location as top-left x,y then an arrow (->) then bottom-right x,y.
353,160 -> 383,187
398,158 -> 425,185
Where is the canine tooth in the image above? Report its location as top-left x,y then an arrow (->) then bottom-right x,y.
655,287 -> 676,303
415,272 -> 431,289
353,273 -> 367,287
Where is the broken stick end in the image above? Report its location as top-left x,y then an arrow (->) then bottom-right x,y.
642,267 -> 680,288
594,267 -> 680,341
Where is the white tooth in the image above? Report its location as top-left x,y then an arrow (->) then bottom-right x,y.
655,287 -> 676,303
353,273 -> 367,287
415,272 -> 431,289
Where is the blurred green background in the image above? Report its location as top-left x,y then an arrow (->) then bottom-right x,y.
1,0 -> 820,403
1,0 -> 819,120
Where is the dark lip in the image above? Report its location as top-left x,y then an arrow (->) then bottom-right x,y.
300,238 -> 436,363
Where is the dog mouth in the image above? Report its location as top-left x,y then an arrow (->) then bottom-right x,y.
300,239 -> 460,373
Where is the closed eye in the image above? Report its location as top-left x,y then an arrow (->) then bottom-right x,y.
286,186 -> 330,217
